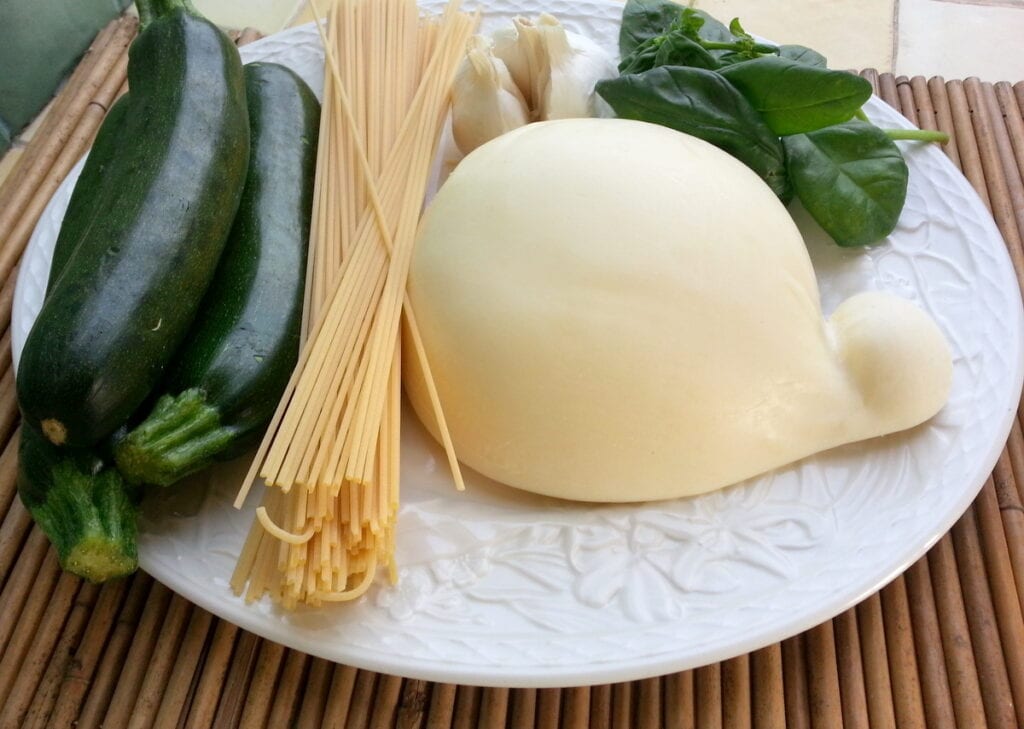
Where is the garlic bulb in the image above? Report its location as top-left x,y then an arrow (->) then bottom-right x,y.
535,14 -> 617,120
451,35 -> 530,155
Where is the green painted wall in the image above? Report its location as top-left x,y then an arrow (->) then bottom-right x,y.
0,0 -> 132,156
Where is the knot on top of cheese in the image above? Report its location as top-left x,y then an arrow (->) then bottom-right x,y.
405,118 -> 952,502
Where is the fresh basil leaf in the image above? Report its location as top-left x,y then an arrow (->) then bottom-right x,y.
654,33 -> 719,69
783,120 -> 908,247
778,44 -> 827,68
720,56 -> 872,135
596,66 -> 791,200
619,0 -> 686,58
728,18 -> 752,41
619,32 -> 720,74
689,9 -> 734,48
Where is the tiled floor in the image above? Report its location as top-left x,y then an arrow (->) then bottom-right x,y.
215,0 -> 1023,83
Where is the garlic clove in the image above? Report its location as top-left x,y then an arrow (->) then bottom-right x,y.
451,35 -> 530,155
492,17 -> 548,120
535,13 -> 617,121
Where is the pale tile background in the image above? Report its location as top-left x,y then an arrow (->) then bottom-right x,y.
195,0 -> 1024,82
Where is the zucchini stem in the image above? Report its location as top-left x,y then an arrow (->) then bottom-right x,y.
136,0 -> 195,28
114,388 -> 237,487
26,463 -> 137,582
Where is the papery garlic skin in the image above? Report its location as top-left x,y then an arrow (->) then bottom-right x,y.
535,13 -> 617,120
451,36 -> 530,156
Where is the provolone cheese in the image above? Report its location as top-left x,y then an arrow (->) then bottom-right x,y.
405,118 -> 952,502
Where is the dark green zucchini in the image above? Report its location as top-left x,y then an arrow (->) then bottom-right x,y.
17,0 -> 250,448
47,94 -> 131,294
18,424 -> 138,582
114,62 -> 319,487
18,95 -> 143,583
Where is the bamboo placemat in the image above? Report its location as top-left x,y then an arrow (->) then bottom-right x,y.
1,16 -> 1023,729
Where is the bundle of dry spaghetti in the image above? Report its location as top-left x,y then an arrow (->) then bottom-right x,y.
230,0 -> 474,607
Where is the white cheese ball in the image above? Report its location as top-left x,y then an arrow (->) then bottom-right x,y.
405,118 -> 951,502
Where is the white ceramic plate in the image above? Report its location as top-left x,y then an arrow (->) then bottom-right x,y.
12,0 -> 1024,688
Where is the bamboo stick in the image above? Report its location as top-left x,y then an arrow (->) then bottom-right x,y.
22,578 -> 108,729
0,329 -> 12,398
611,682 -> 632,729
721,656 -> 749,729
926,536 -> 989,729
75,574 -> 156,728
344,668 -> 380,729
1016,417 -> 1024,505
877,71 -> 905,115
235,638 -> 285,729
98,581 -> 173,727
996,82 -> 1024,181
452,684 -> 481,729
152,607 -> 214,729
0,573 -> 90,725
973,481 -> 1024,727
860,68 -> 880,94
992,444 -> 1024,611
896,76 -> 919,126
832,610 -> 869,729
1014,81 -> 1024,115
950,508 -> 1018,729
0,430 -> 24,548
665,671 -> 695,729
982,83 -> 1024,238
45,575 -> 136,727
781,636 -> 811,729
903,558 -> 957,729
426,683 -> 457,729
927,77 -> 963,168
563,686 -> 590,729
751,645 -> 784,729
125,596 -> 193,728
294,657 -> 333,728
806,622 -> 843,729
0,485 -> 25,569
880,576 -> 927,729
856,593 -> 897,729
35,576 -> 129,727
695,663 -> 722,729
589,685 -> 611,729
185,620 -> 244,729
206,626 -> 260,729
510,689 -> 539,729
368,673 -> 405,729
321,663 -> 359,728
264,650 -> 310,728
536,688 -> 561,729
0,538 -> 61,682
946,81 -> 993,206
477,687 -> 511,729
638,677 -> 662,729
395,678 -> 430,729
0,19 -> 136,286
961,81 -> 1024,317
879,73 -> 900,112
0,368 -> 19,447
0,264 -> 19,332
